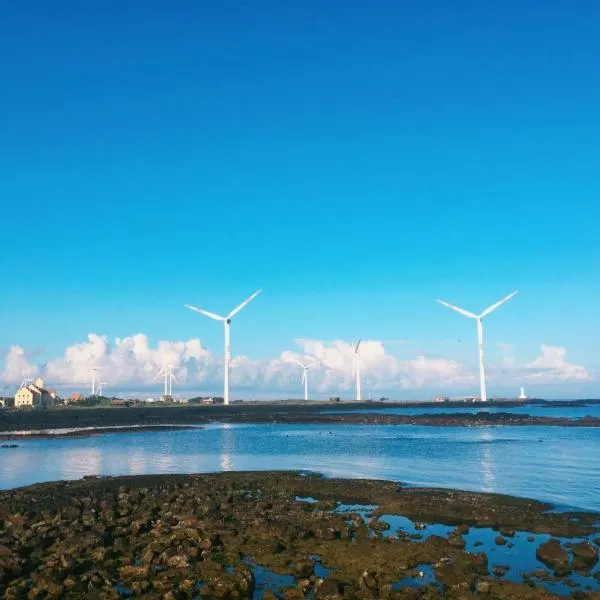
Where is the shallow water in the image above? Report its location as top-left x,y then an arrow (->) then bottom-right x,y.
334,502 -> 600,595
1,422 -> 599,513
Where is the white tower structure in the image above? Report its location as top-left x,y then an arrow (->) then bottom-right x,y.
96,382 -> 108,397
91,368 -> 100,396
185,290 -> 261,406
352,340 -> 362,401
155,364 -> 178,400
436,291 -> 518,402
295,359 -> 318,401
519,386 -> 528,400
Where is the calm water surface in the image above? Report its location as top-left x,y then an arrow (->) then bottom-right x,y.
1,422 -> 599,512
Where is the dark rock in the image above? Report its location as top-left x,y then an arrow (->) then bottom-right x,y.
572,541 -> 598,570
316,578 -> 343,599
492,565 -> 509,577
358,570 -> 378,592
271,539 -> 286,554
499,527 -> 515,538
294,560 -> 313,578
536,539 -> 571,576
495,536 -> 507,546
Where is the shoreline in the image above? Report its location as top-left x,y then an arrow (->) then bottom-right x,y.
0,424 -> 200,440
0,471 -> 598,598
1,401 -> 600,432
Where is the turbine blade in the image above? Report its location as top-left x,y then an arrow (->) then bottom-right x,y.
185,304 -> 225,321
171,373 -> 178,383
436,299 -> 477,319
295,359 -> 306,369
301,371 -> 306,384
479,290 -> 519,318
308,360 -> 320,369
355,339 -> 362,352
227,289 -> 262,319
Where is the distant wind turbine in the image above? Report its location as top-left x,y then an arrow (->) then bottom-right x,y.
295,359 -> 319,402
21,371 -> 31,389
352,340 -> 362,401
436,291 -> 518,402
155,364 -> 178,399
91,368 -> 100,396
185,289 -> 262,406
96,381 -> 108,397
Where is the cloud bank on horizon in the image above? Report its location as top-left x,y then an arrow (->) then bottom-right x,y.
0,333 -> 593,399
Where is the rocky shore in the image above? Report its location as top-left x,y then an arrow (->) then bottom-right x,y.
1,403 -> 600,433
0,472 -> 598,599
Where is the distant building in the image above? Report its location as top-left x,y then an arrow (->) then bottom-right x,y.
14,378 -> 57,409
68,393 -> 83,404
432,395 -> 449,403
110,399 -> 133,407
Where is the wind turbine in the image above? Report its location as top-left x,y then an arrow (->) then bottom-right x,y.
295,359 -> 319,402
185,289 -> 262,406
21,371 -> 31,389
436,291 -> 518,402
96,382 -> 108,397
155,364 -> 178,399
91,368 -> 100,396
352,340 -> 362,401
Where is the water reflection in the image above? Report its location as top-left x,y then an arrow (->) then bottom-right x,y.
478,429 -> 496,492
220,423 -> 234,471
1,423 -> 599,512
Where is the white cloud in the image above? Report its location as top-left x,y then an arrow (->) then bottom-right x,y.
524,345 -> 592,383
0,336 -> 592,398
497,342 -> 516,367
1,345 -> 40,384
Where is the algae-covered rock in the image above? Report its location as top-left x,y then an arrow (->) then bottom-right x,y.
572,540 -> 598,570
536,538 -> 571,575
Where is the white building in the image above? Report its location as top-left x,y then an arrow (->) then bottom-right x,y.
14,378 -> 57,409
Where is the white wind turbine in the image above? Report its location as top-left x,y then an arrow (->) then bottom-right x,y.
352,340 -> 362,401
185,289 -> 262,406
96,381 -> 108,397
155,364 -> 178,399
436,291 -> 518,402
91,368 -> 100,396
295,359 -> 319,402
21,370 -> 31,389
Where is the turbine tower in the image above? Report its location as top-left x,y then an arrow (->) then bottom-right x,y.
155,364 -> 178,400
185,289 -> 262,406
436,291 -> 518,402
352,340 -> 362,401
295,359 -> 319,402
91,368 -> 100,396
96,381 -> 108,397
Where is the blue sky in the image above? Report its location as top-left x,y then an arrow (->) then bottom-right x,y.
1,1 -> 599,398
